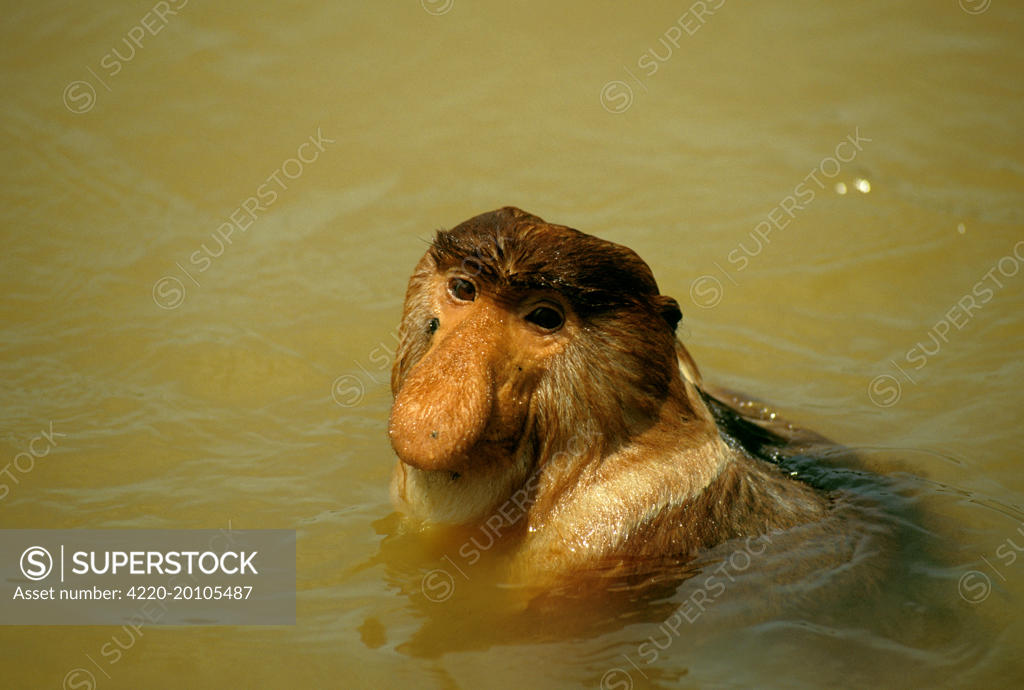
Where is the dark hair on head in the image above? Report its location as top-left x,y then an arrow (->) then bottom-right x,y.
430,207 -> 681,331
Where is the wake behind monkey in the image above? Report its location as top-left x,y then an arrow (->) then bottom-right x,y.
387,207 -> 854,587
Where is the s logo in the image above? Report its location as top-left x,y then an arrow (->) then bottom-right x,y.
20,546 -> 53,581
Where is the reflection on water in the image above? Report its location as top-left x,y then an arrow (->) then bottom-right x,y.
1,0 -> 1022,687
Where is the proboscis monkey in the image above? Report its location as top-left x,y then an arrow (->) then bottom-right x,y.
388,207 -> 828,583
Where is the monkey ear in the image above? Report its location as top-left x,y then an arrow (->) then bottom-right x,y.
655,295 -> 682,331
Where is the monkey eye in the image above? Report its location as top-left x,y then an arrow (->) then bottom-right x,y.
448,278 -> 476,302
525,306 -> 564,331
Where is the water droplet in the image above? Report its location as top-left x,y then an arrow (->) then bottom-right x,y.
957,223 -> 966,234
854,178 -> 871,193
834,182 -> 848,195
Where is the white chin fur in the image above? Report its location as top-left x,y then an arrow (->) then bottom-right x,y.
391,451 -> 533,525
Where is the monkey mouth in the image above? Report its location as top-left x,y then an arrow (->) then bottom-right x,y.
396,436 -> 518,473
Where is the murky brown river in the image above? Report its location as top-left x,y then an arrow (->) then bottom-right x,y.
2,0 -> 1023,687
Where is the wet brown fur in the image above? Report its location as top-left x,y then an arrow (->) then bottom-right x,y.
388,207 -> 828,583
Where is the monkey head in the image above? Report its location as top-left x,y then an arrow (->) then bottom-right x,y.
388,207 -> 689,524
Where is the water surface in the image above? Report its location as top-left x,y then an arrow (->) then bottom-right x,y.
2,1 -> 1022,687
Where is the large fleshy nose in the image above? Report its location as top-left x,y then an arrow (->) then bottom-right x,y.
388,306 -> 502,471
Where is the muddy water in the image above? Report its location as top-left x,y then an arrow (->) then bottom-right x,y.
2,0 -> 1023,687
